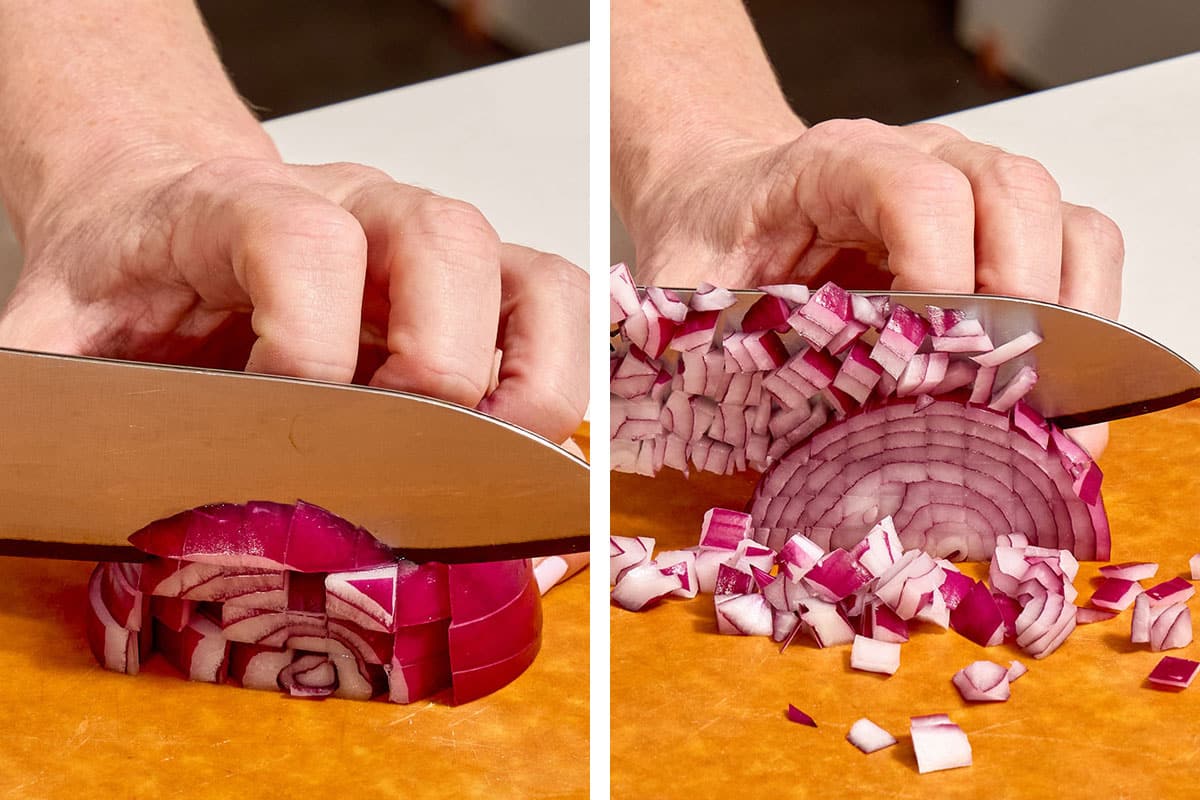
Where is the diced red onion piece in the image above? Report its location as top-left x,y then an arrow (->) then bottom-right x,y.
1075,607 -> 1117,625
761,284 -> 810,306
988,365 -> 1038,413
847,718 -> 896,753
972,330 -> 1043,368
1099,562 -> 1159,581
786,703 -> 818,727
611,563 -> 681,611
951,660 -> 1011,702
154,613 -> 230,683
1191,554 -> 1200,581
610,262 -> 640,324
850,634 -> 900,675
851,516 -> 903,578
699,508 -> 751,549
802,548 -> 871,602
1089,578 -> 1142,612
949,580 -> 1006,647
85,565 -> 143,675
610,535 -> 655,585
862,602 -> 909,643
1006,660 -> 1027,682
714,561 -> 755,596
691,282 -> 737,311
800,600 -> 856,647
715,593 -> 774,636
1145,576 -> 1195,606
742,294 -> 793,333
657,550 -> 700,599
324,564 -> 398,632
910,717 -> 972,774
1148,656 -> 1200,689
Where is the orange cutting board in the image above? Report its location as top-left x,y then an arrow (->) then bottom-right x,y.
612,404 -> 1200,799
0,431 -> 590,800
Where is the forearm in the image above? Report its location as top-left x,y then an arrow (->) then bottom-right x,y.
610,0 -> 805,222
0,0 -> 277,243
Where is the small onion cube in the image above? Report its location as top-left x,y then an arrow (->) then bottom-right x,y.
1191,554 -> 1200,581
850,634 -> 900,675
715,593 -> 774,636
1099,561 -> 1159,581
1145,576 -> 1195,607
802,549 -> 872,602
609,263 -> 640,324
1007,660 -> 1027,682
690,282 -> 737,311
610,535 -> 655,585
910,717 -> 972,774
611,563 -> 681,611
952,660 -> 1011,702
972,330 -> 1043,368
699,508 -> 752,549
1089,578 -> 1142,612
1148,656 -> 1200,689
777,532 -> 825,580
846,718 -> 896,753
1075,607 -> 1118,625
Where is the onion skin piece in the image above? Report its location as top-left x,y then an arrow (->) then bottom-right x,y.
786,704 -> 818,727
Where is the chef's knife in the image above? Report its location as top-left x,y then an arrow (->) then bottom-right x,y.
0,348 -> 588,564
663,288 -> 1200,428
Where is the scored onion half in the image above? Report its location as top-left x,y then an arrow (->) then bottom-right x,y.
85,500 -> 542,705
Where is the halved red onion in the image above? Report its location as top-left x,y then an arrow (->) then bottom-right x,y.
951,660 -> 1011,702
850,634 -> 900,675
139,557 -> 287,608
911,716 -> 972,774
228,643 -> 294,691
278,652 -> 336,698
750,398 -> 1109,562
786,704 -> 818,727
847,718 -> 896,753
151,596 -> 197,632
1148,656 -> 1200,689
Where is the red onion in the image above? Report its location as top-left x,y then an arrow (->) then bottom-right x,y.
910,715 -> 972,773
1099,562 -> 1159,581
850,634 -> 900,675
786,704 -> 818,727
611,563 -> 683,611
610,262 -> 640,324
1145,576 -> 1195,606
972,331 -> 1043,368
1148,656 -> 1200,689
951,660 -> 1012,702
715,593 -> 774,636
1191,554 -> 1200,580
846,718 -> 896,753
87,501 -> 540,705
1088,578 -> 1142,612
610,535 -> 656,584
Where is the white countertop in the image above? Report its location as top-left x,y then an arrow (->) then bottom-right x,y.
612,51 -> 1200,365
0,43 -> 589,297
934,51 -> 1200,365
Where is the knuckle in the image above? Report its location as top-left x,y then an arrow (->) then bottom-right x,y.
979,154 -> 1061,207
892,161 -> 974,210
411,195 -> 499,250
1068,205 -> 1125,263
907,122 -> 967,146
806,118 -> 891,148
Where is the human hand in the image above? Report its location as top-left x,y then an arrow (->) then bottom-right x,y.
619,119 -> 1122,453
0,156 -> 588,443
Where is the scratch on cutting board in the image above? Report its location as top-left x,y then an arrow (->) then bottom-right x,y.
126,388 -> 165,396
977,731 -> 1169,761
447,705 -> 488,729
385,700 -> 437,726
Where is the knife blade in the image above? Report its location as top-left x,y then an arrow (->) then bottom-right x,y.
664,288 -> 1200,427
0,348 -> 587,563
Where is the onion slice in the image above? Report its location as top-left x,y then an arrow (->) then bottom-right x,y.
846,718 -> 897,753
910,716 -> 972,774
